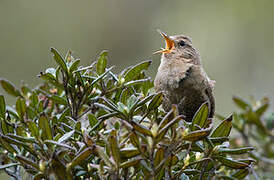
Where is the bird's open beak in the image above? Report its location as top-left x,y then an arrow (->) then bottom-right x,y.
154,29 -> 175,54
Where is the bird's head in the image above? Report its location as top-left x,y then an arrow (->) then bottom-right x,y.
155,30 -> 201,64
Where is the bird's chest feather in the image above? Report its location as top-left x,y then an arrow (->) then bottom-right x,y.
155,61 -> 204,91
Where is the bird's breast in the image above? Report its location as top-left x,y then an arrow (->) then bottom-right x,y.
154,60 -> 207,93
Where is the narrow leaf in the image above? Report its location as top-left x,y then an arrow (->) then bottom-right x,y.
182,128 -> 212,141
216,156 -> 249,169
45,140 -> 74,150
90,66 -> 114,86
124,60 -> 152,81
233,96 -> 250,110
88,114 -> 98,128
0,95 -> 6,119
0,79 -> 21,97
108,131 -> 121,165
231,168 -> 249,179
68,148 -> 93,168
148,92 -> 163,111
96,50 -> 108,75
69,59 -> 81,73
58,130 -> 75,143
95,146 -> 115,169
211,115 -> 233,138
191,102 -> 209,131
156,115 -> 183,141
255,103 -> 269,117
16,155 -> 39,171
218,147 -> 254,155
38,113 -> 53,140
16,97 -> 26,119
120,157 -> 142,168
27,121 -> 39,138
120,148 -> 140,158
50,95 -> 68,105
131,121 -> 152,136
50,48 -> 68,73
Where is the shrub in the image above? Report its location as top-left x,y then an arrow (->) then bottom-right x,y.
0,48 -> 258,179
229,96 -> 274,179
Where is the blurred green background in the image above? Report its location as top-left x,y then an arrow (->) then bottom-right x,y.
1,0 -> 274,179
1,1 -> 274,122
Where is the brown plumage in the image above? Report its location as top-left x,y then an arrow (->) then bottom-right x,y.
154,30 -> 215,122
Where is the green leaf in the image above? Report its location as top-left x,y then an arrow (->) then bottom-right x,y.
33,173 -> 46,180
89,66 -> 114,86
191,102 -> 209,131
238,159 -> 255,165
96,50 -> 108,75
216,156 -> 249,169
211,115 -> 233,138
58,130 -> 75,143
50,95 -> 68,105
148,92 -> 163,111
218,147 -> 254,155
182,169 -> 200,175
126,95 -> 138,111
233,96 -> 250,110
21,84 -> 31,95
69,59 -> 80,73
0,79 -> 21,97
158,106 -> 176,130
1,119 -> 8,134
88,114 -> 98,128
108,131 -> 120,165
1,135 -> 37,156
231,168 -> 249,179
131,121 -> 152,136
124,60 -> 152,81
68,147 -> 93,169
26,107 -> 36,119
154,148 -> 164,166
45,140 -> 74,150
120,147 -> 140,158
156,115 -> 183,141
95,146 -> 115,169
15,97 -> 26,120
255,103 -> 268,117
27,121 -> 39,138
217,176 -> 237,180
16,155 -> 39,171
129,132 -> 140,148
209,137 -> 229,144
131,93 -> 155,113
39,72 -> 63,89
120,157 -> 142,168
7,134 -> 36,144
0,136 -> 17,153
117,102 -> 128,114
182,128 -> 212,141
0,95 -> 6,120
38,113 -> 53,140
50,47 -> 68,73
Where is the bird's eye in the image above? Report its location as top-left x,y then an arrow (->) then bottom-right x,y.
178,40 -> 186,47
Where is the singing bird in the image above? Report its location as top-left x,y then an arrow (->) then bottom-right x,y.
154,30 -> 215,122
